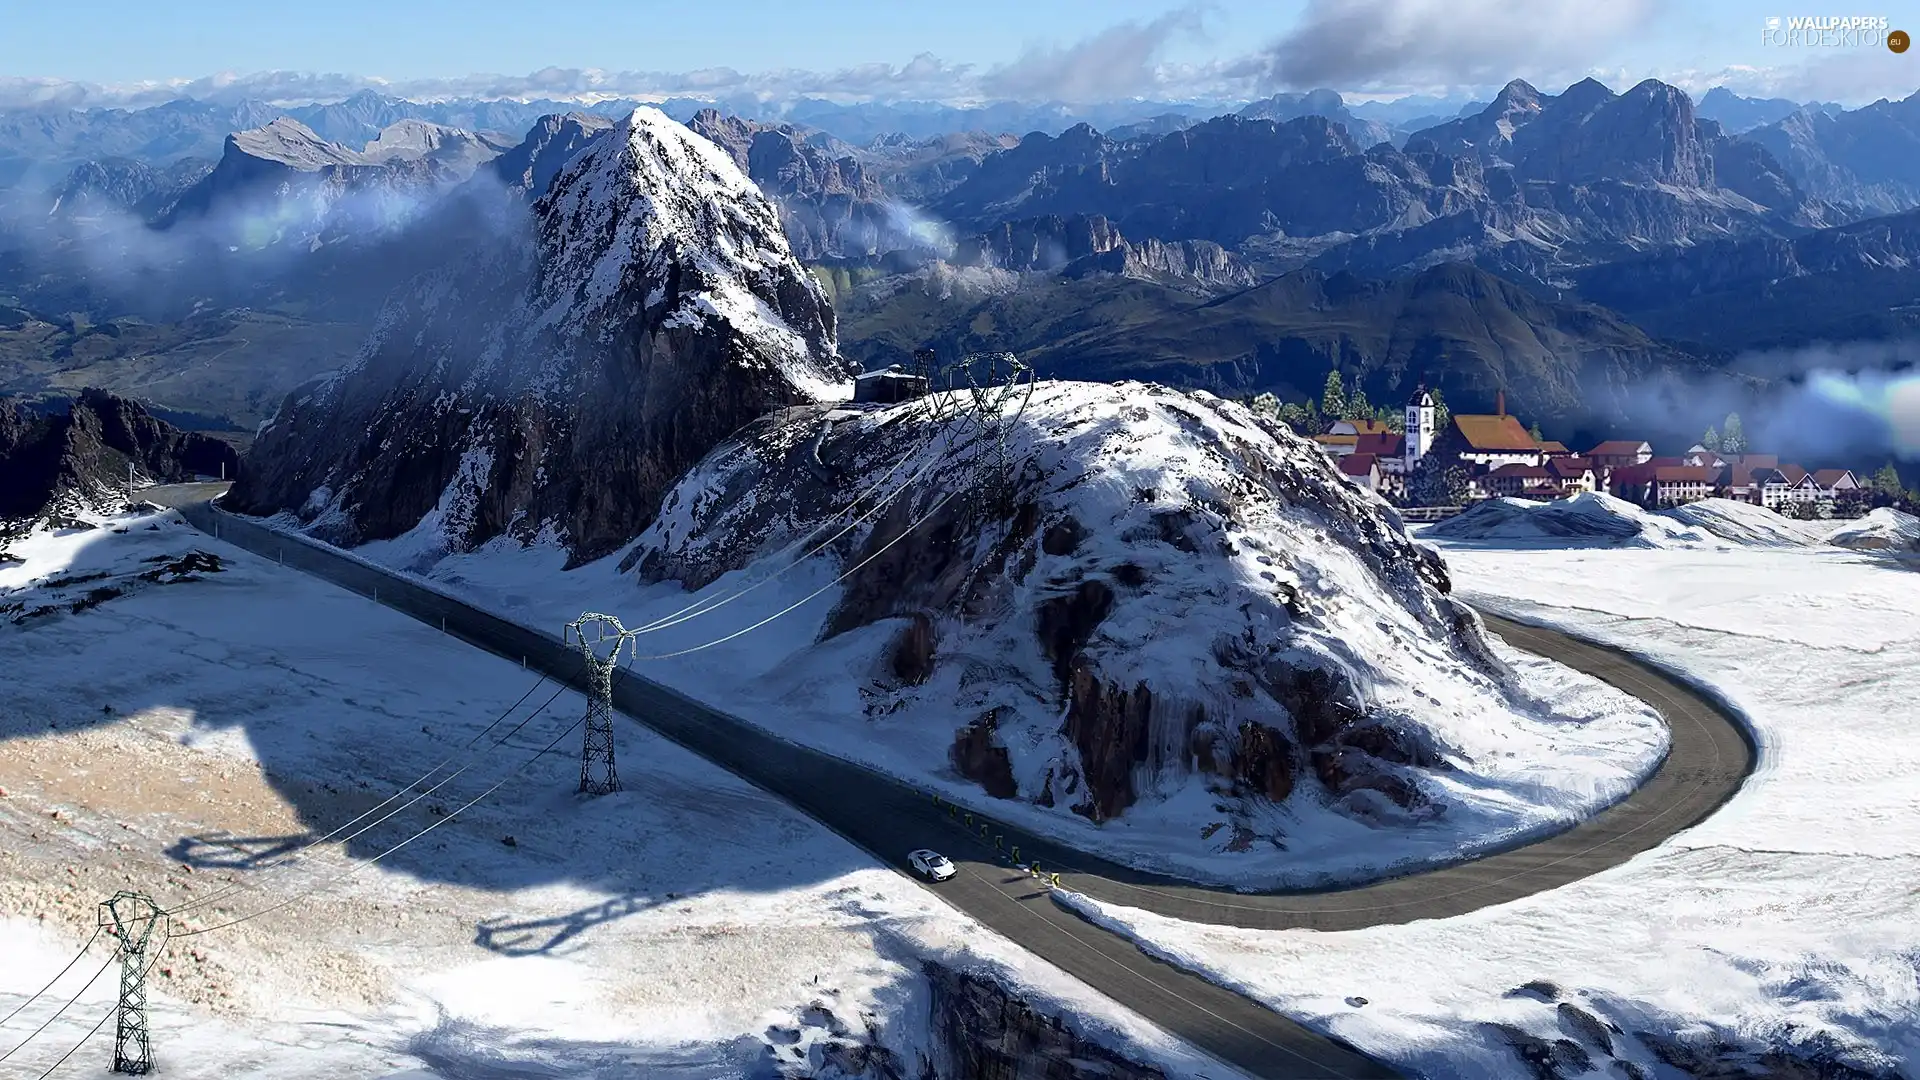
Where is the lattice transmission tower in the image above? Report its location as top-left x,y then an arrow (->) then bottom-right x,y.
99,891 -> 167,1075
952,351 -> 1036,518
563,613 -> 644,796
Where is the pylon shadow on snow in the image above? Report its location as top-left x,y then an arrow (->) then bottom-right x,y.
165,831 -> 312,871
471,891 -> 670,957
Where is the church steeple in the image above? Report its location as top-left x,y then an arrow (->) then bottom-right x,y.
1404,382 -> 1436,469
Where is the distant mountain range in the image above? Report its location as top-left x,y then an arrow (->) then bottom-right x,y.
3,77 -> 1918,448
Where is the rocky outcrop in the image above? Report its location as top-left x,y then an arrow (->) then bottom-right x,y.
488,112 -> 614,199
923,963 -> 1166,1080
0,389 -> 238,522
227,107 -> 848,565
46,156 -> 214,219
955,214 -> 1125,272
687,109 -> 915,260
1746,92 -> 1920,214
954,214 -> 1255,289
628,381 -> 1514,845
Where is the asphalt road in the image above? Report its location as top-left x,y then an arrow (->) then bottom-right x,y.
143,483 -> 1754,1079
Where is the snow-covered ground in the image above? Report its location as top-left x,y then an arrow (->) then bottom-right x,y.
1426,491 -> 1824,549
1828,506 -> 1920,552
0,510 -> 1239,1079
1057,535 -> 1920,1077
314,383 -> 1670,891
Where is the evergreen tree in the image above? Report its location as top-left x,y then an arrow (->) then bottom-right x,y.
1528,421 -> 1544,442
1250,391 -> 1280,418
1321,369 -> 1347,421
1276,401 -> 1311,434
1702,426 -> 1721,452
1408,455 -> 1471,507
1346,385 -> 1372,421
1720,412 -> 1746,454
1380,407 -> 1404,434
1427,387 -> 1450,434
1871,462 -> 1906,497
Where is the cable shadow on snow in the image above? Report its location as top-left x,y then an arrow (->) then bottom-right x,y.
0,511 -> 882,932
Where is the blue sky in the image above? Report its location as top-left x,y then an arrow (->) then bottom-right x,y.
0,0 -> 1913,106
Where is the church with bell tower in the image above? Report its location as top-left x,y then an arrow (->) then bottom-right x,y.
1404,386 -> 1436,473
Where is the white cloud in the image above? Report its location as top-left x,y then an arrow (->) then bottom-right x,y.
1250,0 -> 1665,94
979,5 -> 1210,103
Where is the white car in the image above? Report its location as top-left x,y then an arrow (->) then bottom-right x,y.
908,848 -> 956,882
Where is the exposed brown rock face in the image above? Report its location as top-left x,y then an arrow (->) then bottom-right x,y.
626,382 -> 1508,839
950,711 -> 1018,799
924,962 -> 1168,1080
890,612 -> 938,685
1062,664 -> 1155,823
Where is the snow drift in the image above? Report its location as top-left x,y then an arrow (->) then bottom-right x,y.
1425,491 -> 1820,549
1827,507 -> 1920,552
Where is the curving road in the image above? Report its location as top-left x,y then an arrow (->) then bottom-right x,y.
145,484 -> 1753,1080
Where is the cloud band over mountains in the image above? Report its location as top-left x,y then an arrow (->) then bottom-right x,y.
0,1 -> 1911,112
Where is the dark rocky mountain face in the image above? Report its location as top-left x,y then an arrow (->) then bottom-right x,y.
926,79 -> 1818,281
688,108 -> 935,260
1745,93 -> 1920,214
47,156 -> 214,218
0,388 -> 238,522
488,112 -> 614,199
1572,206 -> 1920,351
950,212 -> 1254,289
227,107 -> 849,566
838,259 -> 1716,440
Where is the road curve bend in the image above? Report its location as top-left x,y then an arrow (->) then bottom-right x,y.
145,484 -> 1754,1080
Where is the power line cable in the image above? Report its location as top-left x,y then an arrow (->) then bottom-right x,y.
0,952 -> 112,1065
172,687 -> 582,939
165,668 -> 563,918
0,927 -> 103,1033
627,397 -> 966,636
27,927 -> 169,1080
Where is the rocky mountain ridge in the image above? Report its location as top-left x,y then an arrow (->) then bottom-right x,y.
227,106 -> 848,564
0,388 -> 237,524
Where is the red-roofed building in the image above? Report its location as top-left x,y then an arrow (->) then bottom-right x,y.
1338,452 -> 1382,491
1588,440 -> 1653,470
1428,413 -> 1542,470
1606,462 -> 1660,505
1650,465 -> 1717,505
1546,456 -> 1598,493
1480,462 -> 1555,498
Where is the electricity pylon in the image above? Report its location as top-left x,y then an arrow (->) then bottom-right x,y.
563,613 -> 643,796
99,891 -> 166,1075
954,351 -> 1036,518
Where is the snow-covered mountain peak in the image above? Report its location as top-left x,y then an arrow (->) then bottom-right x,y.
528,106 -> 845,400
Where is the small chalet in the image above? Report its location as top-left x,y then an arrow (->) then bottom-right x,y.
1812,469 -> 1859,498
1327,418 -> 1393,437
1338,452 -> 1382,491
852,365 -> 929,404
1756,466 -> 1815,510
1546,456 -> 1598,493
1313,433 -> 1359,458
1354,431 -> 1407,473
